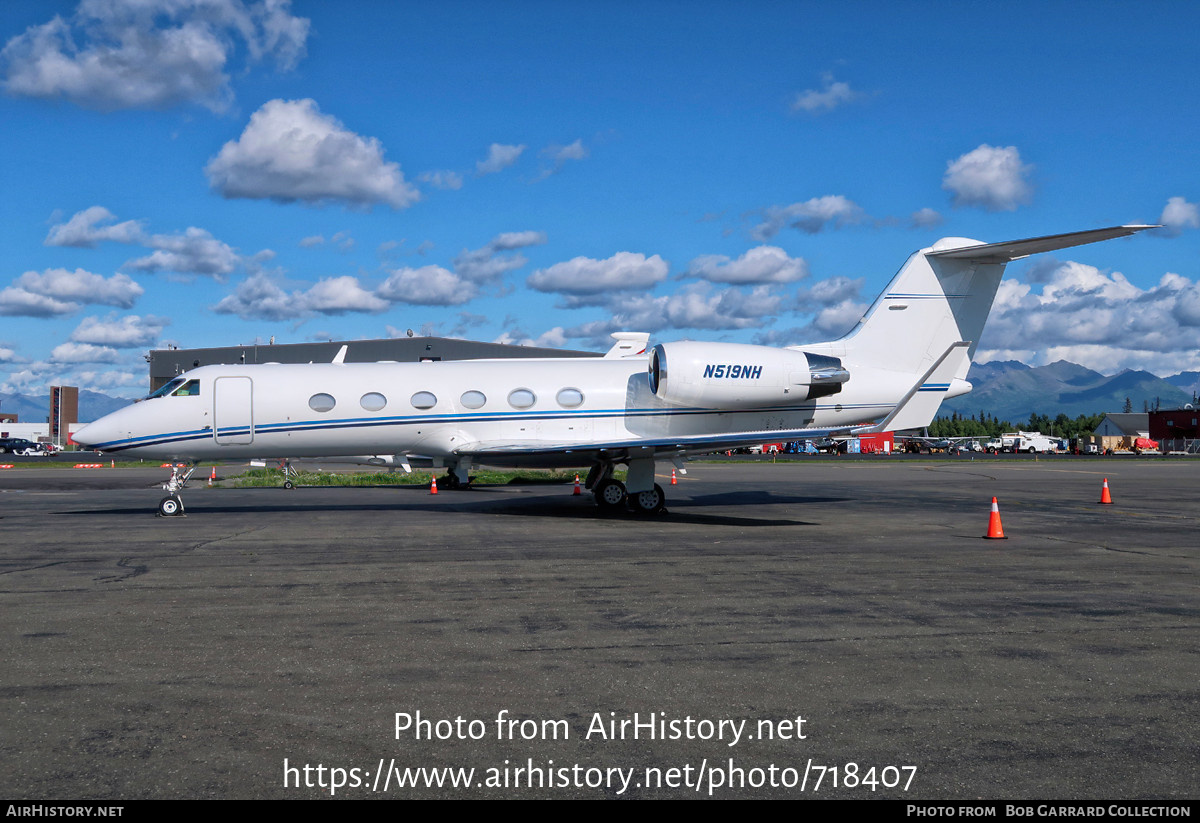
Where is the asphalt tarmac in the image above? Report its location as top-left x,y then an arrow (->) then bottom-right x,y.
1,457 -> 1196,799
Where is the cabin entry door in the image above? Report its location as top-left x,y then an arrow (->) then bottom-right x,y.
213,376 -> 254,445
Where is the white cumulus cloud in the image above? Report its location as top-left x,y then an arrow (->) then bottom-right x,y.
12,268 -> 143,309
791,72 -> 860,114
751,195 -> 866,240
476,143 -> 526,176
0,288 -> 78,317
123,227 -> 242,278
70,314 -> 170,348
563,283 -> 782,338
976,261 -> 1200,373
418,170 -> 464,191
910,207 -> 944,228
452,231 -> 547,284
1,0 -> 310,112
378,266 -> 478,306
528,252 -> 667,295
1159,196 -> 1200,236
212,273 -> 387,319
687,246 -> 809,285
45,206 -> 144,247
205,98 -> 419,208
535,139 -> 588,180
301,276 -> 388,315
50,342 -> 121,364
942,144 -> 1033,212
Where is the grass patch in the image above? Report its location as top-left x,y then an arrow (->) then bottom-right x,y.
230,467 -> 588,488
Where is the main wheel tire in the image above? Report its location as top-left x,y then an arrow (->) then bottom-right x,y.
158,495 -> 182,517
630,483 -> 666,514
594,478 -> 627,509
283,479 -> 295,490
442,473 -> 461,490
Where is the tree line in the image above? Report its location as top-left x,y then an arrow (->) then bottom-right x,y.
927,411 -> 1106,440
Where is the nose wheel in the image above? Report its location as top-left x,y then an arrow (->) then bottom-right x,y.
157,494 -> 184,517
156,464 -> 196,517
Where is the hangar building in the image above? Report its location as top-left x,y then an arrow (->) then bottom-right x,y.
149,336 -> 600,393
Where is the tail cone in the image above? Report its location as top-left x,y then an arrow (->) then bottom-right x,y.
984,496 -> 1007,539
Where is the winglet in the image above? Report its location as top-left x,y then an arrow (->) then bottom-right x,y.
861,342 -> 973,433
331,344 -> 348,364
604,332 -> 650,359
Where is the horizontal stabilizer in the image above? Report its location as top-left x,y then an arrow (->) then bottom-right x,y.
928,225 -> 1157,263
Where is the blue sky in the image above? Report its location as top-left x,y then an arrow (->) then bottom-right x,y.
2,0 -> 1198,398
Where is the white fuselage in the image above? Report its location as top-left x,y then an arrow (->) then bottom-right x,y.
74,355 -> 918,465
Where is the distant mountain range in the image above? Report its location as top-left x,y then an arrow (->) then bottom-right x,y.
2,360 -> 1197,427
942,361 -> 1197,423
0,390 -> 131,424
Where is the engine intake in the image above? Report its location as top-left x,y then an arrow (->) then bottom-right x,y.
648,342 -> 848,409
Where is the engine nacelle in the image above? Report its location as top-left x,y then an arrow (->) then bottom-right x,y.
647,341 -> 848,409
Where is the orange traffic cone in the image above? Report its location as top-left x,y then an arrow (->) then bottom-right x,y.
671,468 -> 677,485
430,477 -> 438,495
573,474 -> 581,495
1099,478 -> 1113,505
983,497 -> 1007,539
208,466 -> 216,486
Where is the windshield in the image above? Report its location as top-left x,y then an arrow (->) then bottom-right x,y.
146,377 -> 187,400
145,377 -> 199,400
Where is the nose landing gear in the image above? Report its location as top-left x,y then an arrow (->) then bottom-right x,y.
156,463 -> 196,517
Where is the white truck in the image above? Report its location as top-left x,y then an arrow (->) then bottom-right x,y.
1002,431 -> 1058,454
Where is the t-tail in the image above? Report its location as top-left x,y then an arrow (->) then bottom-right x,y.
801,225 -> 1156,422
646,225 -> 1153,434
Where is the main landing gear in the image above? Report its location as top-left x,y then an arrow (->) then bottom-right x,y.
157,463 -> 196,517
586,458 -> 667,515
278,459 -> 298,490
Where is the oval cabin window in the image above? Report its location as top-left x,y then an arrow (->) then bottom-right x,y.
360,392 -> 387,411
556,388 -> 584,408
411,391 -> 437,410
508,389 -> 536,409
309,393 -> 336,413
460,390 -> 486,409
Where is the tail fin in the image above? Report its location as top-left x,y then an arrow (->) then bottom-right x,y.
831,225 -> 1154,377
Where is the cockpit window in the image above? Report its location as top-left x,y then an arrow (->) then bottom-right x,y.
172,380 -> 200,397
146,377 -> 186,399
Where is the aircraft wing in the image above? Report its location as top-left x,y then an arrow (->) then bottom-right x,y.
452,425 -> 860,463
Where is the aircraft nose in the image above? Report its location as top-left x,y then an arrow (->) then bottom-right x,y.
73,422 -> 95,447
72,421 -> 103,449
72,415 -> 122,450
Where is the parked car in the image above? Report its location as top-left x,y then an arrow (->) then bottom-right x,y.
0,438 -> 51,455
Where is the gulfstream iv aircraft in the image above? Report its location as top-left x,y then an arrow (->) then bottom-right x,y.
75,225 -> 1153,516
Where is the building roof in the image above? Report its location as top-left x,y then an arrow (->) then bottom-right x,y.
149,336 -> 600,389
1095,413 -> 1149,437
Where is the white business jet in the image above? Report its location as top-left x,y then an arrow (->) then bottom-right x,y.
74,225 -> 1153,516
